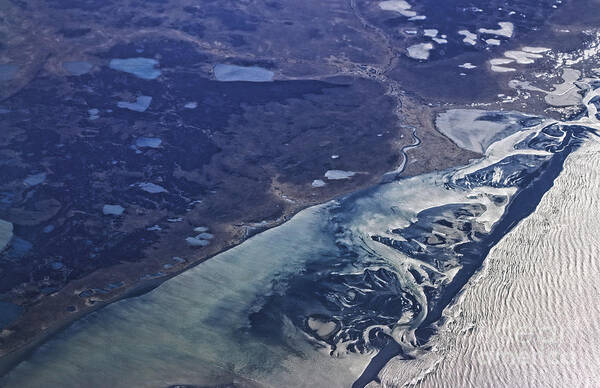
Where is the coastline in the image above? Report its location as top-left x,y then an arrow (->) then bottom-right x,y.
0,116 -> 449,377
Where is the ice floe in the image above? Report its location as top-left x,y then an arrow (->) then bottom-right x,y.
312,179 -> 326,187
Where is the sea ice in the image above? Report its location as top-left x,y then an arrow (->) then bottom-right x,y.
312,179 -> 326,187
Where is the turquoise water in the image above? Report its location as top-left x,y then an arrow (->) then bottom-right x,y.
214,64 -> 274,82
109,58 -> 161,80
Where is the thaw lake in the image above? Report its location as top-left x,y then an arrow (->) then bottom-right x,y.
214,64 -> 274,82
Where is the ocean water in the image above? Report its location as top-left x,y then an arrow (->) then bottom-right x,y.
378,135 -> 600,387
2,79 -> 599,387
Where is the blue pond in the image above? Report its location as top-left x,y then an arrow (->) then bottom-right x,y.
109,58 -> 161,80
63,61 -> 93,76
214,64 -> 274,82
117,96 -> 152,112
0,64 -> 18,81
135,137 -> 162,148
